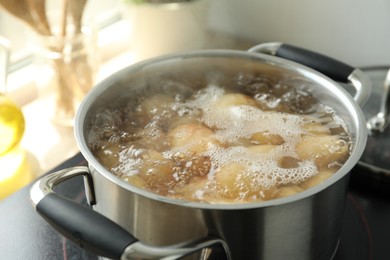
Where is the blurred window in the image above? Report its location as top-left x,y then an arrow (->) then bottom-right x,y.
0,0 -> 121,76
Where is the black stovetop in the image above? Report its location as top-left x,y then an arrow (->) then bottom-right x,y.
0,152 -> 389,260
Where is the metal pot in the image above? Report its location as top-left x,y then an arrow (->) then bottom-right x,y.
30,43 -> 371,260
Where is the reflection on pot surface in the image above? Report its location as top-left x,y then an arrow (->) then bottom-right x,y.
89,72 -> 351,204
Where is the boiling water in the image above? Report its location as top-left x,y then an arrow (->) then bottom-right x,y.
88,75 -> 350,203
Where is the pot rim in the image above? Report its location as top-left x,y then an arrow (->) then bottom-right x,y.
75,49 -> 368,210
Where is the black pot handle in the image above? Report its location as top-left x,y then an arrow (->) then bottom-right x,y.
38,193 -> 136,259
30,166 -> 231,260
248,42 -> 371,106
30,167 -> 136,259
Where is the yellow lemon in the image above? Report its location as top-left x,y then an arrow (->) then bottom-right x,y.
0,94 -> 25,156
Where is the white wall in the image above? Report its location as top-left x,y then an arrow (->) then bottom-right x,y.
209,0 -> 390,67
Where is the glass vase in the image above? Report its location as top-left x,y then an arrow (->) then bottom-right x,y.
33,26 -> 99,126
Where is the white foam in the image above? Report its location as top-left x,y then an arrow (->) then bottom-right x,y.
112,146 -> 142,176
203,144 -> 317,188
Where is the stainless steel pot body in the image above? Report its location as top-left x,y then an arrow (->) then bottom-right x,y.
88,164 -> 349,259
73,48 -> 368,260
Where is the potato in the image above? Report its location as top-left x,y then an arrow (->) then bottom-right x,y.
135,127 -> 170,151
276,185 -> 304,198
215,163 -> 245,197
215,162 -> 276,201
109,147 -> 176,194
250,131 -> 284,145
213,93 -> 257,108
225,137 -> 253,147
247,144 -> 277,154
173,178 -> 242,204
129,149 -> 176,194
139,94 -> 174,116
170,154 -> 211,185
168,123 -> 220,153
93,141 -> 121,170
302,121 -> 331,136
300,168 -> 334,189
237,172 -> 277,201
296,135 -> 349,167
124,175 -> 147,189
171,179 -> 212,201
168,116 -> 201,131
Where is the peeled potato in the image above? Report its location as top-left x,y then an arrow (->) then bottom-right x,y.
250,131 -> 284,145
215,162 -> 276,201
302,121 -> 331,136
128,149 -> 175,194
168,116 -> 200,131
247,144 -> 277,154
93,141 -> 121,170
296,135 -> 349,167
172,178 -> 212,201
170,154 -> 211,185
168,123 -> 220,153
139,94 -> 173,115
300,168 -> 334,189
125,175 -> 147,189
276,185 -> 304,198
213,93 -> 257,108
136,128 -> 169,151
215,163 -> 245,198
236,172 -> 277,201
